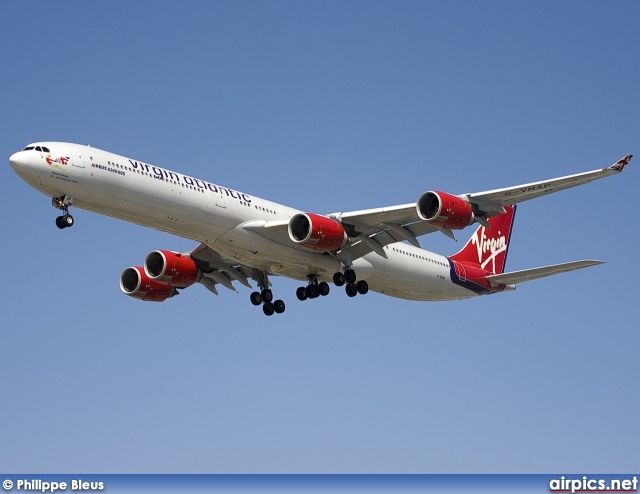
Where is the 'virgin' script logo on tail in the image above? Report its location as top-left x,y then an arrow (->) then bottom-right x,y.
470,226 -> 507,274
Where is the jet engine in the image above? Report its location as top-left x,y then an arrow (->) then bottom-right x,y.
288,213 -> 348,252
144,250 -> 201,287
120,266 -> 177,302
416,191 -> 475,230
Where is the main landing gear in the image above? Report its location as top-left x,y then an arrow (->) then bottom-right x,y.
53,195 -> 74,229
333,268 -> 368,298
249,271 -> 285,316
296,269 -> 369,301
296,276 -> 331,301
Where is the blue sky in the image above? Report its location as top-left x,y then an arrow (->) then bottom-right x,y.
1,1 -> 638,473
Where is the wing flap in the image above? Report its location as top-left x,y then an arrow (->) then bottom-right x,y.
190,243 -> 257,293
485,260 -> 604,286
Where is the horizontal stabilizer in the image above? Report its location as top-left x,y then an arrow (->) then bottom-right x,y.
485,260 -> 604,286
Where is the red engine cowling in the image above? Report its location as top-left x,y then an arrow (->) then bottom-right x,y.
144,250 -> 201,287
416,191 -> 475,230
120,267 -> 177,302
288,213 -> 348,252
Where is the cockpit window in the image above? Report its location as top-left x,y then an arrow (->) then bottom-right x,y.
23,146 -> 35,151
42,147 -> 50,152
35,146 -> 42,152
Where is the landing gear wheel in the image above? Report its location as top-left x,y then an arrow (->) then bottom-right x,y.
273,300 -> 286,314
261,289 -> 273,303
296,286 -> 308,301
333,272 -> 345,286
253,270 -> 283,316
318,281 -> 330,296
356,280 -> 369,295
250,292 -> 263,306
305,284 -> 319,299
344,269 -> 357,284
345,284 -> 358,297
263,304 -> 275,316
52,195 -> 74,230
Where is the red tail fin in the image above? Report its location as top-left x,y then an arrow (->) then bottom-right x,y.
449,206 -> 516,275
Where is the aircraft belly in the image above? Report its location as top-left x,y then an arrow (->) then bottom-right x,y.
363,249 -> 477,301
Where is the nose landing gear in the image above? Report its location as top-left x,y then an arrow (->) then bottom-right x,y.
53,195 -> 74,229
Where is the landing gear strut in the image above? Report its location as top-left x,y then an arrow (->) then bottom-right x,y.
249,271 -> 285,316
296,275 -> 330,301
53,195 -> 74,229
333,268 -> 368,297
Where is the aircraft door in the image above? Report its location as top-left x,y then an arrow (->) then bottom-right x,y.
70,145 -> 85,168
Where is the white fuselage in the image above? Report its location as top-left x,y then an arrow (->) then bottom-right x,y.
9,142 -> 477,302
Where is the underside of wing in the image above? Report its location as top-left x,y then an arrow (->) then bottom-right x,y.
346,221 -> 441,260
466,155 -> 632,208
331,204 -> 449,261
241,219 -> 291,244
485,260 -> 604,286
332,203 -> 420,233
241,209 -> 442,262
333,155 -> 631,262
190,243 -> 266,294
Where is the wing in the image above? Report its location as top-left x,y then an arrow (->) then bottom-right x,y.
329,155 -> 632,261
464,154 -> 632,208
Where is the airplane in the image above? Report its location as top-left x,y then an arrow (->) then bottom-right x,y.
8,142 -> 632,316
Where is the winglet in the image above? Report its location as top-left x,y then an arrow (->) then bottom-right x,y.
609,154 -> 632,172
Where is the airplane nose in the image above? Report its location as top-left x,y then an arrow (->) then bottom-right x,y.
9,151 -> 26,170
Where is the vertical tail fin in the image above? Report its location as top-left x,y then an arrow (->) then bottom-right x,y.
449,205 -> 516,275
